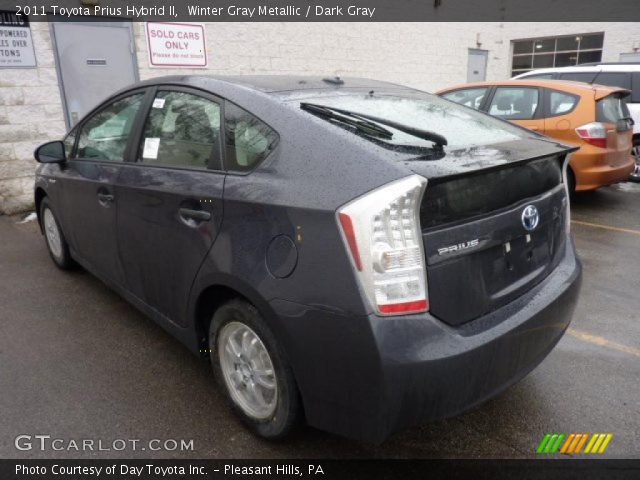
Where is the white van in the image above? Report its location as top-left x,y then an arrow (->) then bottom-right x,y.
514,63 -> 640,180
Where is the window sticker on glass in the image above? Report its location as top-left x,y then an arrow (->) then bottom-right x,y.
143,137 -> 161,159
152,98 -> 166,109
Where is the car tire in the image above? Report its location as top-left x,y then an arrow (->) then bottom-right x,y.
209,299 -> 301,439
630,138 -> 640,183
40,197 -> 74,270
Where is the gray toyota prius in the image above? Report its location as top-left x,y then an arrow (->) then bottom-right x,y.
33,76 -> 581,442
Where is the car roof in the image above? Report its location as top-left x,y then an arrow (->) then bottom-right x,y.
437,79 -> 629,98
514,64 -> 640,77
132,75 -> 410,94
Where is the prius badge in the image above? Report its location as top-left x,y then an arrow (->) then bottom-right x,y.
521,205 -> 540,231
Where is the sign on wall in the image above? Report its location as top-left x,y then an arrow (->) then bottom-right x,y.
0,10 -> 36,68
146,22 -> 207,68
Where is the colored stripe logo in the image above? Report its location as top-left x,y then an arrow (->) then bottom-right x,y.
537,433 -> 613,454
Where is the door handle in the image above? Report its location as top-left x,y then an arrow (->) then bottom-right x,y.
179,208 -> 211,222
97,192 -> 114,204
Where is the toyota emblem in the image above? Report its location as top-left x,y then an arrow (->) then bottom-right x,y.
521,205 -> 540,231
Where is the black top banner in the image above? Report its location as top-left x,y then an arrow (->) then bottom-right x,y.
0,0 -> 639,22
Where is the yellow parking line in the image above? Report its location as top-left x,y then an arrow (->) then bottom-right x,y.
567,328 -> 640,358
571,220 -> 640,236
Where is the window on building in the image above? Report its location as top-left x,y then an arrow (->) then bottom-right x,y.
511,33 -> 604,77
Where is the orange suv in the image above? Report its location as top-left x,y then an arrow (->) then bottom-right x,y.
437,80 -> 634,191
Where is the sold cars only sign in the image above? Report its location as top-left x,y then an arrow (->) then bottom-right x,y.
146,22 -> 207,68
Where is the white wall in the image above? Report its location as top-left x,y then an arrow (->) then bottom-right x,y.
1,21 -> 639,214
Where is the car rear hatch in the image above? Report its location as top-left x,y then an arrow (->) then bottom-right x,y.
408,138 -> 576,327
595,90 -> 633,167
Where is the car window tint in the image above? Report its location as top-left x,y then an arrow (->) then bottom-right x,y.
140,91 -> 221,170
558,72 -> 598,83
597,94 -> 631,124
488,87 -> 539,120
225,102 -> 278,172
549,90 -> 579,115
76,94 -> 144,161
593,72 -> 632,90
521,73 -> 554,80
441,88 -> 488,110
63,128 -> 77,159
632,72 -> 640,103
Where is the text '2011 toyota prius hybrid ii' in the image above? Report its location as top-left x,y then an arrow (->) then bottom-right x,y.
33,76 -> 582,442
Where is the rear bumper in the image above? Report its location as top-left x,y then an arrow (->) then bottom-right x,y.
572,151 -> 634,191
270,238 -> 582,443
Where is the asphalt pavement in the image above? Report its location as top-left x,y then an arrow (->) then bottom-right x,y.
1,183 -> 639,459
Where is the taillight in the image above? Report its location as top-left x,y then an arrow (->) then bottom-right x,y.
575,122 -> 607,148
337,175 -> 428,316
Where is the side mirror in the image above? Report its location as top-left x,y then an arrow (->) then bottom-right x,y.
34,141 -> 66,164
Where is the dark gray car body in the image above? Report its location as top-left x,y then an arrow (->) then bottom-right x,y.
34,76 -> 582,442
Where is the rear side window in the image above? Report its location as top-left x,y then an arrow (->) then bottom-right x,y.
488,87 -> 539,120
139,91 -> 221,170
224,102 -> 278,172
441,87 -> 489,110
548,90 -> 579,116
594,72 -> 632,90
596,94 -> 632,124
558,72 -> 598,83
76,93 -> 144,161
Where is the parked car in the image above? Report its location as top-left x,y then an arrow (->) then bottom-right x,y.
512,62 -> 640,181
438,79 -> 635,192
33,76 -> 581,443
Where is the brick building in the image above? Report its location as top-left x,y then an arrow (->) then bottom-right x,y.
1,21 -> 639,214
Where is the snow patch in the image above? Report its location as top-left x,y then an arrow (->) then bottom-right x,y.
17,212 -> 37,224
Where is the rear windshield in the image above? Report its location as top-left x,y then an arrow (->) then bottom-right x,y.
292,92 -> 532,149
596,94 -> 631,124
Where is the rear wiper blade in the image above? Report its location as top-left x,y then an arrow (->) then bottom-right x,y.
300,102 -> 393,139
300,102 -> 448,149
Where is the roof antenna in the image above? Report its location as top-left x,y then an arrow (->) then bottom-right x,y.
323,76 -> 344,85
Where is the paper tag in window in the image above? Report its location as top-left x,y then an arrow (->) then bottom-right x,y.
142,138 -> 160,159
152,98 -> 165,109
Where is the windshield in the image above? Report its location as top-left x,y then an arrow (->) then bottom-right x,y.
292,92 -> 532,149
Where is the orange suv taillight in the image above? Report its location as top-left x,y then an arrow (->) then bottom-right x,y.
575,122 -> 607,148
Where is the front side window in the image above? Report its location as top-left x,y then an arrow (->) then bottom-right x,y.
548,90 -> 579,116
441,87 -> 489,110
139,91 -> 221,170
488,87 -> 539,120
63,128 -> 77,159
76,94 -> 144,161
224,102 -> 278,172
